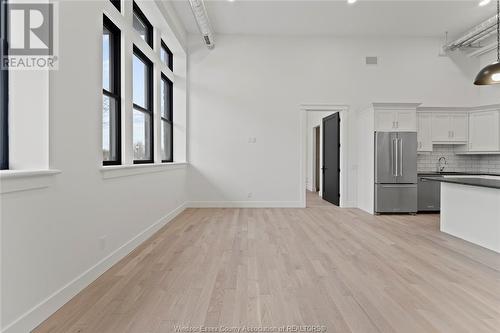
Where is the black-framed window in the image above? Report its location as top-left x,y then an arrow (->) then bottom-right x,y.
160,74 -> 173,162
132,46 -> 153,163
102,15 -> 121,165
110,0 -> 120,12
132,2 -> 153,48
1,0 -> 9,170
161,40 -> 173,71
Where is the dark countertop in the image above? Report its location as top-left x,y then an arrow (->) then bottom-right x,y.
418,171 -> 500,177
422,176 -> 500,190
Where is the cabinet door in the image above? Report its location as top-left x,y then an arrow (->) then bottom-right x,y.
431,114 -> 451,142
451,114 -> 468,142
469,111 -> 500,151
417,113 -> 432,152
375,110 -> 396,131
395,110 -> 417,131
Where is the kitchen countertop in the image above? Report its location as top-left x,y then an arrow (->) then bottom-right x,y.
422,175 -> 500,190
418,171 -> 500,176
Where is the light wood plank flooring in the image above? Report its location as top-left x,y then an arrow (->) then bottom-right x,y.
34,193 -> 500,333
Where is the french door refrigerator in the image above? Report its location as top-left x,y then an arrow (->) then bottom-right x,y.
375,132 -> 417,213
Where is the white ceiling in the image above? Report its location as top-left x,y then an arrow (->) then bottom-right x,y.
169,0 -> 497,38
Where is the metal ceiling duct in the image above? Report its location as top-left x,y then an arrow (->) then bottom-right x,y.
445,14 -> 499,51
188,0 -> 215,49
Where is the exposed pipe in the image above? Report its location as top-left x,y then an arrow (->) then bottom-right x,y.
188,0 -> 215,49
445,14 -> 499,51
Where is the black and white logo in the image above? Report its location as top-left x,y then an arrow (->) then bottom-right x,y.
8,3 -> 53,55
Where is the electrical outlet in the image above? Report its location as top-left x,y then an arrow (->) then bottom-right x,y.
247,192 -> 253,198
99,236 -> 107,251
248,137 -> 257,144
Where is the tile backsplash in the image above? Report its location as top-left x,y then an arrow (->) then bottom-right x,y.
417,145 -> 500,174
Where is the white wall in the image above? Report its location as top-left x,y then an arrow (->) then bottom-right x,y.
187,34 -> 479,208
0,1 -> 188,332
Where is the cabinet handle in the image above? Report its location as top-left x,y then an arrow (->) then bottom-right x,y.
396,121 -> 399,128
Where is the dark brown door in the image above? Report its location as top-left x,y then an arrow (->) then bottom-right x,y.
322,113 -> 340,206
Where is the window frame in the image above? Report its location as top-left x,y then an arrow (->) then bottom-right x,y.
132,45 -> 154,164
132,2 -> 153,49
1,0 -> 9,170
102,15 -> 122,166
160,73 -> 173,163
110,0 -> 121,12
161,40 -> 173,71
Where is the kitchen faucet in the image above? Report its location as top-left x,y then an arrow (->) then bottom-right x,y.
437,156 -> 447,172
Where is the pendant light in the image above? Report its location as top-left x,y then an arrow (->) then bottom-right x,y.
474,0 -> 500,85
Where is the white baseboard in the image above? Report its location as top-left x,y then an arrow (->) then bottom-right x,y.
188,201 -> 303,208
1,203 -> 188,333
342,200 -> 357,208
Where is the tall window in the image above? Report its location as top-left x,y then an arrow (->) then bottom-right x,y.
160,74 -> 173,162
161,40 -> 173,71
110,0 -> 120,11
132,2 -> 153,48
102,15 -> 121,165
133,46 -> 153,163
1,0 -> 8,170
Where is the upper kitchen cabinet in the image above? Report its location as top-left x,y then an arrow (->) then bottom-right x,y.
373,103 -> 420,132
417,112 -> 432,152
430,112 -> 468,144
468,108 -> 500,152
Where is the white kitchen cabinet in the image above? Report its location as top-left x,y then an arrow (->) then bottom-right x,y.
431,113 -> 468,144
468,110 -> 500,152
375,110 -> 398,131
375,109 -> 417,132
451,114 -> 468,142
417,113 -> 432,152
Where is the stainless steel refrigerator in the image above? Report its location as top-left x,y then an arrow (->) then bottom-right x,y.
375,132 -> 417,213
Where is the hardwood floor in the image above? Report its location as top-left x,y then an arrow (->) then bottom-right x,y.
34,194 -> 500,333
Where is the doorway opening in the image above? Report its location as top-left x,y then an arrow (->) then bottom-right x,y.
300,104 -> 349,208
314,126 -> 320,192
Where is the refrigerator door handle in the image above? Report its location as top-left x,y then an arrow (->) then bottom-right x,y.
399,138 -> 403,176
392,138 -> 397,177
394,139 -> 399,177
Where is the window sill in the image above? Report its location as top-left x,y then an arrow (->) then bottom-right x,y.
0,169 -> 62,194
100,162 -> 188,179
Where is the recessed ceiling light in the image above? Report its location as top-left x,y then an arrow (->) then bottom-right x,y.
348,0 -> 358,4
479,0 -> 491,6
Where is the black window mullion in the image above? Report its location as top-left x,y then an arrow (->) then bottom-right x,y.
103,15 -> 121,166
133,45 -> 153,164
133,2 -> 153,48
110,0 -> 120,12
160,73 -> 173,163
161,40 -> 173,71
1,0 -> 9,170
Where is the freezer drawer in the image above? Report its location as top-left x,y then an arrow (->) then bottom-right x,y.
375,184 -> 417,213
417,177 -> 440,211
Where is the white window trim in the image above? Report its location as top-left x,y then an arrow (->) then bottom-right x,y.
100,161 -> 187,179
0,169 -> 61,194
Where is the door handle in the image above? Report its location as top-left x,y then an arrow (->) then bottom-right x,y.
393,138 -> 398,177
398,138 -> 403,176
